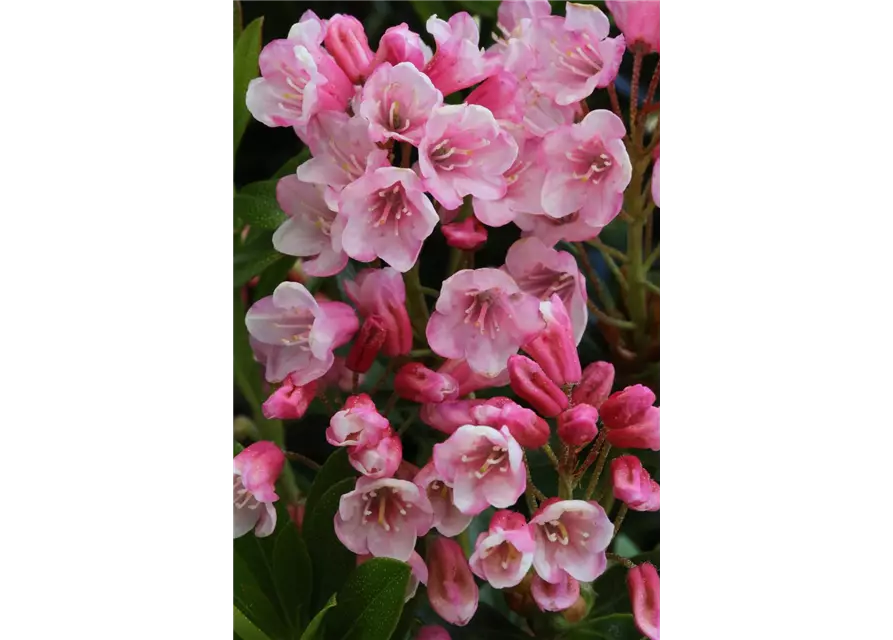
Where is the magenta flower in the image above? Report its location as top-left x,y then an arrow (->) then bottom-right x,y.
522,295 -> 583,386
371,24 -> 430,72
343,267 -> 413,357
628,562 -> 660,640
272,176 -> 347,277
335,167 -> 439,272
507,354 -> 569,417
423,13 -> 489,96
531,572 -> 580,612
606,0 -> 660,53
468,510 -> 535,588
394,363 -> 460,403
414,462 -> 473,537
296,111 -> 390,209
572,361 -> 615,408
530,498 -> 613,583
433,425 -> 526,515
245,282 -> 358,383
465,72 -> 525,127
541,110 -> 632,225
360,62 -> 443,145
600,384 -> 660,450
427,536 -> 479,626
441,217 -> 488,251
472,134 -> 546,228
557,403 -> 600,447
324,14 -> 375,83
528,3 -> 626,105
504,237 -> 588,343
426,268 -> 543,376
345,316 -> 386,373
334,476 -> 434,561
418,105 -> 519,211
233,442 -> 285,538
262,377 -> 318,420
326,394 -> 390,448
611,455 -> 660,511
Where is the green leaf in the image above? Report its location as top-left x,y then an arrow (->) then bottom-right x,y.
560,614 -> 640,640
589,549 -> 660,617
234,549 -> 289,639
274,148 -> 311,179
234,605 -> 273,640
234,184 -> 287,231
304,449 -> 355,519
299,595 -> 337,640
456,0 -> 499,17
233,1 -> 243,44
272,525 -> 314,630
235,246 -> 286,287
255,254 -> 297,299
234,289 -> 264,418
410,0 -> 451,22
303,477 -> 358,611
234,17 -> 263,154
234,441 -> 245,456
326,558 -> 410,640
447,602 -> 530,640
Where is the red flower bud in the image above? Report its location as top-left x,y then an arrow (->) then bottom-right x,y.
507,355 -> 569,417
611,455 -> 659,511
557,403 -> 599,446
441,217 -> 488,251
572,361 -> 615,408
600,385 -> 660,450
523,295 -> 582,387
346,316 -> 386,373
262,376 -> 318,420
627,562 -> 660,640
394,362 -> 460,403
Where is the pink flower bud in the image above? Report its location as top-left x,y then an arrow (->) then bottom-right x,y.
627,562 -> 660,640
344,268 -> 413,357
508,354 -> 569,417
394,363 -> 460,403
326,394 -> 390,447
419,398 -> 486,435
522,295 -> 582,387
416,626 -> 450,640
606,1 -> 660,53
611,455 -> 660,511
324,14 -> 375,83
600,385 -> 660,450
437,359 -> 510,396
572,361 -> 615,408
372,23 -> 428,72
349,431 -> 402,479
233,442 -> 286,538
469,510 -> 535,588
466,71 -> 524,124
557,403 -> 600,447
262,377 -> 317,420
471,399 -> 550,449
346,316 -> 386,373
441,217 -> 488,251
427,536 -> 479,626
531,572 -> 580,612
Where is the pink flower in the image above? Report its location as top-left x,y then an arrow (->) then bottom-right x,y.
356,550 -> 428,602
427,536 -> 479,626
324,14 -> 375,83
469,510 -> 535,588
522,295 -> 583,386
372,24 -> 430,72
349,431 -> 402,480
433,425 -> 526,515
344,267 -> 413,357
557,403 -> 600,447
652,155 -> 660,207
262,376 -> 318,420
497,0 -> 552,41
416,626 -> 450,640
296,111 -> 390,210
627,562 -> 660,640
514,209 -> 607,247
572,361 -> 615,408
414,462 -> 473,536
360,62 -> 443,145
606,0 -> 660,53
426,268 -> 544,376
394,363 -> 460,403
530,498 -> 613,583
437,359 -> 511,396
600,385 -> 660,450
504,237 -> 588,343
334,476 -> 434,560
465,72 -> 525,126
233,442 -> 285,538
326,394 -> 390,447
470,397 -> 550,449
246,282 -> 358,383
441,217 -> 488,251
423,13 -> 489,96
507,354 -> 569,417
346,316 -> 386,373
273,176 -> 347,277
420,399 -> 487,435
418,105 -> 519,210
472,134 -> 546,228
541,110 -> 632,225
335,167 -> 439,272
528,3 -> 625,105
611,455 -> 660,511
319,355 -> 365,392
531,572 -> 580,612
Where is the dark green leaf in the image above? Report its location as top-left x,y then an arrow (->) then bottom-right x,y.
304,449 -> 355,519
326,558 -> 410,640
234,550 -> 289,639
234,441 -> 245,456
234,230 -> 285,287
272,524 -> 314,629
456,0 -> 500,17
234,290 -> 264,416
233,1 -> 243,44
589,549 -> 660,617
446,602 -> 530,640
255,254 -> 297,299
303,477 -> 358,611
234,605 -> 273,640
299,595 -> 337,640
274,148 -> 311,179
234,17 -> 263,154
234,192 -> 286,231
560,614 -> 640,640
410,0 -> 451,22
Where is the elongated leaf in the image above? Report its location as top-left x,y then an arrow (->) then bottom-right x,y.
304,449 -> 355,518
234,192 -> 286,231
560,614 -> 640,640
274,148 -> 311,178
272,524 -> 313,629
235,245 -> 284,287
233,1 -> 243,44
327,558 -> 410,640
299,595 -> 337,640
303,477 -> 357,611
234,441 -> 244,456
234,17 -> 263,154
445,602 -> 529,640
234,290 -> 264,411
589,549 -> 660,617
234,605 -> 273,640
234,550 -> 289,639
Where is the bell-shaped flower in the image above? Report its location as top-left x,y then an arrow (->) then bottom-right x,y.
472,134 -> 546,228
233,442 -> 285,538
606,0 -> 660,53
262,376 -> 318,420
513,209 -> 607,247
470,397 -> 550,449
360,62 -> 443,145
600,384 -> 660,450
371,23 -> 430,72
344,267 -> 413,357
530,572 -> 580,612
465,72 -> 525,128
611,455 -> 660,511
414,462 -> 473,537
529,498 -> 613,583
469,510 -> 536,588
395,363 -> 460,403
326,394 -> 390,448
349,431 -> 403,479
427,536 -> 479,626
422,13 -> 489,96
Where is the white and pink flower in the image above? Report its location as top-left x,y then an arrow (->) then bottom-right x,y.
233,442 -> 285,538
359,62 -> 443,145
413,462 -> 473,537
423,13 -> 489,96
468,510 -> 535,588
529,498 -> 613,583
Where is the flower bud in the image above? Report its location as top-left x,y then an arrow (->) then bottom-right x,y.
427,536 -> 479,626
324,14 -> 375,83
346,316 -> 386,373
606,1 -> 660,53
262,377 -> 317,420
627,562 -> 660,640
572,361 -> 615,408
471,399 -> 550,449
372,23 -> 427,72
600,385 -> 660,450
437,359 -> 510,396
531,572 -> 580,612
557,403 -> 599,447
466,71 -> 524,124
326,394 -> 390,447
522,295 -> 582,387
611,455 -> 660,511
441,217 -> 488,251
287,502 -> 306,532
416,626 -> 451,640
508,355 -> 569,417
348,431 -> 402,479
419,398 -> 487,434
394,362 -> 460,403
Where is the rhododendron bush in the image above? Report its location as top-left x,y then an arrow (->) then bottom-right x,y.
233,2 -> 659,639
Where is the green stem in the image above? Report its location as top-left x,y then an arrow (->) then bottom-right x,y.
575,242 -> 618,312
421,286 -> 440,298
284,450 -> 321,471
523,455 -> 538,513
541,443 -> 561,470
589,239 -> 628,262
403,261 -> 429,340
643,243 -> 660,272
575,432 -> 607,482
592,241 -> 628,290
627,217 -> 648,353
587,301 -> 636,330
643,280 -> 660,296
606,552 -> 636,569
584,442 -> 612,500
613,503 -> 628,536
409,348 -> 433,358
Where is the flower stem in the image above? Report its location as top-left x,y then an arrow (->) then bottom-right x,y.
584,442 -> 612,500
606,552 -> 636,569
541,443 -> 561,470
613,503 -> 629,536
403,260 -> 429,340
284,450 -> 321,471
643,243 -> 660,272
644,60 -> 660,107
629,47 -> 644,141
592,241 -> 628,290
575,432 -> 607,481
